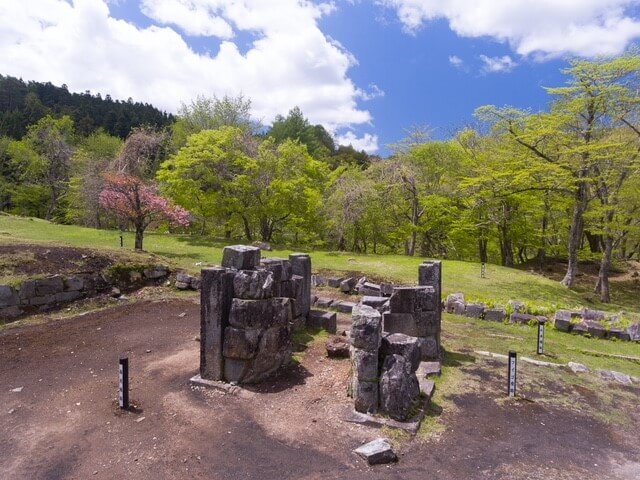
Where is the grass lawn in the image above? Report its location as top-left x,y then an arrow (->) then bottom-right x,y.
1,214 -> 638,314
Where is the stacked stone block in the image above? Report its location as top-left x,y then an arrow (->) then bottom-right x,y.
200,245 -> 312,384
348,305 -> 382,413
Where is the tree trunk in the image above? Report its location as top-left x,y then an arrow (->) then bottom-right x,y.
478,238 -> 488,264
595,235 -> 614,303
561,181 -> 588,287
134,224 -> 144,250
241,215 -> 253,241
584,231 -> 602,253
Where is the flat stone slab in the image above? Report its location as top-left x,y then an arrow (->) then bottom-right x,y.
353,438 -> 397,465
417,361 -> 441,377
189,375 -> 253,398
315,297 -> 334,308
344,395 -> 430,435
333,301 -> 357,314
419,378 -> 435,398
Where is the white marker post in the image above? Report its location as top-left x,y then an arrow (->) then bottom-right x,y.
537,320 -> 545,355
508,351 -> 517,397
119,356 -> 129,409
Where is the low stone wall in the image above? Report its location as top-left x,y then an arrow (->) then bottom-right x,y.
200,245 -> 312,384
0,265 -> 170,321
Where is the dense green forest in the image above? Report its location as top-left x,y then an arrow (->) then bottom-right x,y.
0,75 -> 173,139
1,54 -> 639,303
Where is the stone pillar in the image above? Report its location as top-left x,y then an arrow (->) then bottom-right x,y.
349,305 -> 382,413
419,260 -> 441,298
222,245 -> 261,270
200,267 -> 235,380
289,253 -> 311,319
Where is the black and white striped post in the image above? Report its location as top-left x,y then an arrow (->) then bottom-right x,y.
537,320 -> 546,355
508,351 -> 517,397
119,356 -> 129,410
119,235 -> 124,248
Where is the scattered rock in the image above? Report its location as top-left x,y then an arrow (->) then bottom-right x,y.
353,438 -> 397,466
419,378 -> 436,398
334,301 -> 357,314
627,323 -> 640,341
325,337 -> 349,358
599,369 -> 633,385
445,293 -> 464,313
315,297 -> 334,308
417,361 -> 441,377
340,277 -> 357,293
464,303 -> 485,319
568,362 -> 589,373
110,287 -> 121,298
10,387 -> 23,393
308,309 -> 337,334
484,307 -> 507,322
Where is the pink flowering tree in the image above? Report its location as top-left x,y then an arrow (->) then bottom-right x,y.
99,173 -> 190,250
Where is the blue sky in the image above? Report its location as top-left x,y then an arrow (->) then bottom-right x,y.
1,1 -> 639,155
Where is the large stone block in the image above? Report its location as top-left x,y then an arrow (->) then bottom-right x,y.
582,308 -> 606,322
361,296 -> 389,312
307,309 -> 337,333
34,276 -> 64,296
200,267 -> 235,381
351,304 -> 382,352
380,283 -> 394,297
260,258 -> 292,282
233,269 -> 274,299
354,438 -> 397,466
0,285 -> 18,308
18,280 -> 36,302
228,297 -> 292,329
327,277 -> 345,288
608,328 -> 630,341
389,286 -> 436,313
381,333 -> 421,372
418,260 -> 442,295
259,325 -> 291,354
627,323 -> 640,341
383,312 -> 420,337
464,303 -> 485,318
417,336 -> 440,360
554,312 -> 573,332
445,293 -> 465,313
340,277 -> 357,293
224,358 -> 249,383
359,282 -> 382,297
510,312 -> 543,325
55,291 -> 83,303
221,245 -> 261,270
350,379 -> 379,414
583,320 -> 606,338
289,253 -> 311,318
484,308 -> 507,322
143,266 -> 169,280
63,276 -> 84,292
350,346 -> 379,381
379,354 -> 420,421
223,327 -> 261,359
334,301 -> 357,314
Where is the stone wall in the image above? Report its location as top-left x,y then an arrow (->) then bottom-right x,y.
200,245 -> 312,384
0,265 -> 170,321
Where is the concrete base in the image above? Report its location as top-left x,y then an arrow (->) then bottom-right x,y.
343,396 -> 430,435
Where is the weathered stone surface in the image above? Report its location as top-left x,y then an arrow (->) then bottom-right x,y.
18,280 -> 36,301
383,313 -> 419,336
224,358 -> 249,383
450,301 -> 466,316
568,362 -> 589,373
0,285 -> 18,307
30,295 -> 57,306
510,312 -> 539,325
608,328 -> 630,341
350,379 -> 379,414
252,241 -> 272,251
508,300 -> 526,313
572,322 -> 589,335
334,301 -> 357,314
380,333 -> 421,372
354,438 -> 397,466
35,276 -> 64,296
417,361 -> 441,377
627,323 -> 640,341
222,327 -> 260,359
554,311 -> 573,332
351,305 -> 382,352
258,325 -> 291,354
228,297 -> 292,329
389,287 -> 436,313
445,293 -> 465,313
0,305 -> 22,318
63,276 -> 84,292
326,337 -> 350,358
311,274 -> 326,287
200,267 -> 235,380
416,336 -> 440,360
315,297 -> 334,308
260,258 -> 292,282
359,282 -> 382,296
327,277 -> 345,288
380,283 -> 394,297
379,354 -> 420,421
340,277 -> 357,293
484,308 -> 507,322
289,253 -> 311,318
308,309 -> 337,333
599,369 -> 633,385
582,308 -> 606,321
361,296 -> 389,311
175,281 -> 190,290
419,378 -> 436,398
464,303 -> 485,318
55,291 -> 83,303
222,245 -> 261,270
583,320 -> 606,338
143,266 -> 168,279
350,346 -> 379,381
233,269 -> 274,300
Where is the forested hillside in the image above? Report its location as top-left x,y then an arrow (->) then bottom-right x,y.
0,75 -> 173,139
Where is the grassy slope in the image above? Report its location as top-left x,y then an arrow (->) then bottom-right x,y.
0,214 -> 637,314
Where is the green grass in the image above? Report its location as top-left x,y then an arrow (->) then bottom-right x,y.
1,213 -> 638,314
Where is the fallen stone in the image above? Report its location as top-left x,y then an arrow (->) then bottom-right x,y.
379,354 -> 420,421
175,281 -> 190,290
554,314 -> 573,332
417,361 -> 441,377
221,245 -> 261,270
361,296 -> 389,312
308,309 -> 337,334
359,282 -> 382,296
350,305 -> 382,352
450,301 -> 466,316
334,301 -> 357,314
143,266 -> 168,280
419,378 -> 436,398
327,277 -> 345,288
510,312 -> 539,325
311,274 -> 326,287
315,297 -> 334,308
445,293 -> 464,313
325,337 -> 349,358
464,303 -> 485,319
380,333 -> 421,372
508,300 -> 526,313
572,322 -> 589,335
582,308 -> 606,321
380,283 -> 394,297
353,438 -> 397,466
599,369 -> 633,385
568,362 -> 589,373
484,308 -> 507,322
340,277 -> 357,293
583,320 -> 606,338
628,323 -> 640,341
608,328 -> 630,341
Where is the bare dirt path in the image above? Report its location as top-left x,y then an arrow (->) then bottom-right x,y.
1,300 -> 638,479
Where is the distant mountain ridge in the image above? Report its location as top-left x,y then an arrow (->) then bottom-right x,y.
0,75 -> 174,139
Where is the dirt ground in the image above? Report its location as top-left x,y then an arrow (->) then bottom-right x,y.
1,298 -> 639,480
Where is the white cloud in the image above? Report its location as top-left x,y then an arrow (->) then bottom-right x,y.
479,54 -> 517,73
0,0 -> 374,136
357,83 -> 385,101
448,55 -> 463,67
381,0 -> 640,58
335,131 -> 379,153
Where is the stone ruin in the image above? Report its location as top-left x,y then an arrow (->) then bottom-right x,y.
199,245 -> 311,384
348,261 -> 442,421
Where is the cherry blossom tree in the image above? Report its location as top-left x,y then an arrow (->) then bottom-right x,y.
99,173 -> 190,250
